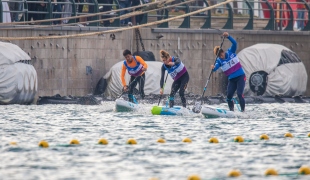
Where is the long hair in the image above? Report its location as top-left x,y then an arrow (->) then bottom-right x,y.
159,50 -> 170,59
213,46 -> 224,56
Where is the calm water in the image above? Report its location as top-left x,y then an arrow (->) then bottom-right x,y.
0,102 -> 310,180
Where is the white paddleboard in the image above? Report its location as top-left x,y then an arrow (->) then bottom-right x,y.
115,99 -> 141,112
201,105 -> 236,118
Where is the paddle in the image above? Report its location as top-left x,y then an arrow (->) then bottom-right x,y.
117,76 -> 140,99
158,72 -> 169,106
192,36 -> 226,113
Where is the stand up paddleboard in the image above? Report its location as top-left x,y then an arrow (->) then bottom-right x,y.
201,105 -> 235,118
151,106 -> 193,116
115,99 -> 141,112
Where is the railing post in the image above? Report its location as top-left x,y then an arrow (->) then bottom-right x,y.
283,0 -> 293,30
157,8 -> 169,28
178,0 -> 190,28
89,0 -> 99,26
200,0 -> 211,29
110,0 -> 120,27
302,0 -> 310,31
0,0 -> 3,23
68,0 -> 76,24
222,0 -> 233,29
263,0 -> 275,30
243,0 -> 253,30
19,0 -> 28,22
42,0 -> 53,25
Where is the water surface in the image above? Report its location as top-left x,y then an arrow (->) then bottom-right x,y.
1,103 -> 310,180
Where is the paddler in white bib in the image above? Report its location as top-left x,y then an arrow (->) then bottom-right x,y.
159,50 -> 189,108
211,32 -> 246,112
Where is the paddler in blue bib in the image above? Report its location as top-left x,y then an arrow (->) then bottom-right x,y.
159,50 -> 190,108
211,32 -> 246,112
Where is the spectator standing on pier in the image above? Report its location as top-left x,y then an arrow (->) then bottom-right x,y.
9,0 -> 22,22
52,0 -> 63,24
75,0 -> 84,22
119,0 -> 131,25
297,0 -> 306,30
2,0 -> 11,22
27,0 -> 47,22
62,0 -> 72,24
98,0 -> 113,26
131,0 -> 143,25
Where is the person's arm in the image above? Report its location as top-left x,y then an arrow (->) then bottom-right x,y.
160,65 -> 165,88
212,59 -> 221,72
135,56 -> 148,70
121,64 -> 127,87
173,57 -> 181,65
227,35 -> 237,53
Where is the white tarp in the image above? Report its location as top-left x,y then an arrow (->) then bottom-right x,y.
0,42 -> 37,104
103,61 -> 174,98
238,43 -> 307,96
0,42 -> 30,65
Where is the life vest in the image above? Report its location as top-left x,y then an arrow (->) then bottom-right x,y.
220,53 -> 242,76
163,57 -> 187,80
123,56 -> 143,77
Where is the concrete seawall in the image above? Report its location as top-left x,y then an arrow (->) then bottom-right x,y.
1,27 -> 309,97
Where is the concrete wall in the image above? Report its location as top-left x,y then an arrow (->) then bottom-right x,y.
1,28 -> 309,97
142,29 -> 310,96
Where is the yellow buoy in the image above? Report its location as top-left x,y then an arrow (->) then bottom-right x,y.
157,138 -> 166,143
209,137 -> 219,143
228,170 -> 241,177
187,174 -> 201,180
260,134 -> 269,140
284,132 -> 293,138
298,166 -> 310,175
10,142 -> 17,145
70,139 -> 80,145
98,138 -> 108,145
264,168 -> 278,176
234,136 -> 244,142
127,138 -> 137,145
182,138 -> 192,143
307,133 -> 310,137
38,140 -> 49,148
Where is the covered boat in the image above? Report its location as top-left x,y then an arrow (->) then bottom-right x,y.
0,42 -> 37,104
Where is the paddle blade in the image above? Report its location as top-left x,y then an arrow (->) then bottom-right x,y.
192,102 -> 202,113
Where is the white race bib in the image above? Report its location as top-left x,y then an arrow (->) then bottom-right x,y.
221,56 -> 240,72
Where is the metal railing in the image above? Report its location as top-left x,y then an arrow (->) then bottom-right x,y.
0,0 -> 309,31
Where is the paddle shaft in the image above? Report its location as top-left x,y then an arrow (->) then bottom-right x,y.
158,72 -> 169,106
201,37 -> 225,103
117,75 -> 140,99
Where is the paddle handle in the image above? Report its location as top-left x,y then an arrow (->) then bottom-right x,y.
158,72 -> 169,106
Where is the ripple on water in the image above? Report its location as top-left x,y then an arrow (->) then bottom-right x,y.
0,103 -> 310,179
